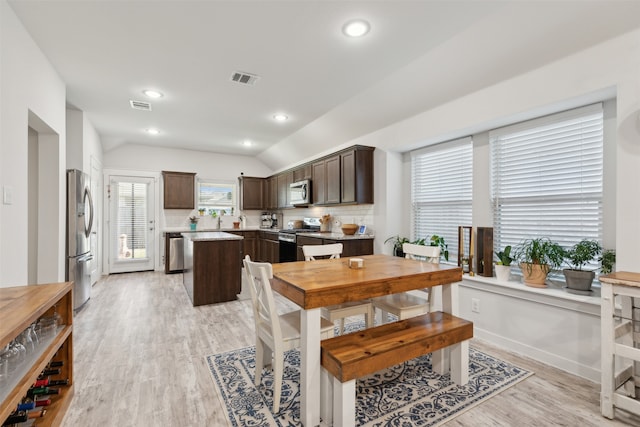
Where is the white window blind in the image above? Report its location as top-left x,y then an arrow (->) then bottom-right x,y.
198,180 -> 235,214
116,182 -> 148,260
411,137 -> 473,262
490,103 -> 603,268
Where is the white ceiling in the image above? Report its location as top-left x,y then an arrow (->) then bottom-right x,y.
8,1 -> 640,162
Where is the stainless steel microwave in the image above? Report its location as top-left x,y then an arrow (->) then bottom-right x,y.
290,179 -> 311,206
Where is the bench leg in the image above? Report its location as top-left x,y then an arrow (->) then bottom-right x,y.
432,348 -> 448,375
321,367 -> 333,425
450,339 -> 469,385
333,377 -> 355,427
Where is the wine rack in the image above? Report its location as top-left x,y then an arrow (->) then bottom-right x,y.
0,282 -> 73,426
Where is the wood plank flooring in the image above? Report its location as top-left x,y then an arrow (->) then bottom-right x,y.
62,271 -> 640,426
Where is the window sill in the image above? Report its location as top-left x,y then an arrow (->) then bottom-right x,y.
460,273 -> 601,316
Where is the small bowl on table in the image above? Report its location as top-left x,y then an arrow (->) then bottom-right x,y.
341,224 -> 359,235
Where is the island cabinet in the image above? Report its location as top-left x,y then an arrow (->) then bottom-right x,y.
182,232 -> 243,306
0,282 -> 74,427
162,171 -> 196,209
296,235 -> 374,261
259,230 -> 280,263
238,176 -> 265,211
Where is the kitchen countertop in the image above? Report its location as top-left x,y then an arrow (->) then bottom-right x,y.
181,231 -> 244,242
164,226 -> 267,234
296,232 -> 375,240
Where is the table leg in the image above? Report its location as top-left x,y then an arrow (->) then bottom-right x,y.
301,307 -> 321,427
601,283 -> 614,418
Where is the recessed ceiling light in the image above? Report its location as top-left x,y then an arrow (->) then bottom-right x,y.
342,19 -> 370,37
273,113 -> 288,122
243,140 -> 252,147
145,128 -> 160,135
142,89 -> 163,99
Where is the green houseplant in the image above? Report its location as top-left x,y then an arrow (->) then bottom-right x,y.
513,238 -> 564,288
384,235 -> 410,257
429,235 -> 449,262
562,239 -> 602,293
599,248 -> 616,275
494,245 -> 513,282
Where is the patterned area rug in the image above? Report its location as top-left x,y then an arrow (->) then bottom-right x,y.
207,341 -> 533,426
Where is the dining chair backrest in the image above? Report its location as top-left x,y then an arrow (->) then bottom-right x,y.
302,243 -> 343,261
243,255 -> 282,348
402,243 -> 441,264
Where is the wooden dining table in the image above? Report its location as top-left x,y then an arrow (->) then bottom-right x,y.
271,254 -> 464,427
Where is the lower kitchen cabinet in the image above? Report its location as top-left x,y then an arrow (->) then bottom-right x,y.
228,230 -> 259,262
259,230 -> 280,263
296,235 -> 373,261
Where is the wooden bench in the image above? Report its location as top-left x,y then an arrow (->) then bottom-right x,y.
320,311 -> 473,427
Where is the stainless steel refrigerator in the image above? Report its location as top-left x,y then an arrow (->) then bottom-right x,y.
66,169 -> 94,311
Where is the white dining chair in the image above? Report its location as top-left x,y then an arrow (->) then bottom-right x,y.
371,243 -> 441,323
243,255 -> 335,413
302,244 -> 374,334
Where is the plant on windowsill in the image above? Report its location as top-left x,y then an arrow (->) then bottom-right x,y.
428,235 -> 449,262
599,249 -> 616,275
494,245 -> 513,282
513,237 -> 564,288
188,216 -> 198,231
562,239 -> 602,293
198,208 -> 206,216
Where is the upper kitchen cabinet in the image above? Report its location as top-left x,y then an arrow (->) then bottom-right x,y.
162,171 -> 196,209
266,176 -> 278,210
238,176 -> 265,210
293,164 -> 311,182
277,172 -> 293,209
341,146 -> 374,204
312,155 -> 340,205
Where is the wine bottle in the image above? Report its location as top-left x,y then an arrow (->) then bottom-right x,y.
27,387 -> 60,397
48,361 -> 63,368
2,411 -> 27,426
33,379 -> 49,387
38,368 -> 61,377
27,409 -> 47,419
34,399 -> 51,407
48,378 -> 69,386
16,401 -> 36,411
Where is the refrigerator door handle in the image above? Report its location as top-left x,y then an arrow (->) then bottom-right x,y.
84,187 -> 94,239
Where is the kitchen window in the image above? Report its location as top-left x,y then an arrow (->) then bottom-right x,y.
490,103 -> 604,270
411,137 -> 473,263
197,180 -> 236,216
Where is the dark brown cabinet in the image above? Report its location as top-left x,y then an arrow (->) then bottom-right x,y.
266,176 -> 278,210
259,230 -> 280,263
229,230 -> 259,262
341,147 -> 374,204
296,235 -> 373,261
312,160 -> 326,205
277,172 -> 293,209
293,164 -> 311,182
312,155 -> 340,205
238,176 -> 265,210
162,171 -> 196,209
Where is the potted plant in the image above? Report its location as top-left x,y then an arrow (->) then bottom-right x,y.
494,245 -> 513,282
198,208 -> 206,216
513,238 -> 564,288
429,235 -> 449,262
599,248 -> 616,275
384,235 -> 410,257
188,216 -> 198,231
562,239 -> 602,293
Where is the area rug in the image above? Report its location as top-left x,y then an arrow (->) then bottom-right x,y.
206,341 -> 533,426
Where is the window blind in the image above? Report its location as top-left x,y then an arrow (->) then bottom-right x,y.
116,182 -> 148,260
490,103 -> 603,269
411,137 -> 473,262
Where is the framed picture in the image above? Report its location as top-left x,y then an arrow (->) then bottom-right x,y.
358,225 -> 367,235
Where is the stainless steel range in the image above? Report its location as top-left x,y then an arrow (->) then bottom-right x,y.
278,218 -> 321,263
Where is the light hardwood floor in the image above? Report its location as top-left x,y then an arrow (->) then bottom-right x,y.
61,271 -> 640,426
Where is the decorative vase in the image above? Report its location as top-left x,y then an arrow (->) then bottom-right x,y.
190,223 -> 197,231
520,262 -> 549,287
495,265 -> 511,282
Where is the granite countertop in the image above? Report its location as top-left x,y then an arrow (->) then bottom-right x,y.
164,226 -> 263,234
296,231 -> 375,240
181,231 -> 244,242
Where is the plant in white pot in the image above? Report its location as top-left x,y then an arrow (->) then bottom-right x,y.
513,238 -> 564,288
562,239 -> 602,293
494,245 -> 513,282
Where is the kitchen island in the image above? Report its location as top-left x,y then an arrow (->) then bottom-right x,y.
182,232 -> 243,306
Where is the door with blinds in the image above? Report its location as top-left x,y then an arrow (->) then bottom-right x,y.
108,176 -> 155,273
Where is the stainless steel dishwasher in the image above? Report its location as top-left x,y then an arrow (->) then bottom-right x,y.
165,232 -> 184,273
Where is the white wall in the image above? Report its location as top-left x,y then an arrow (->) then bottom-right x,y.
0,1 -> 67,287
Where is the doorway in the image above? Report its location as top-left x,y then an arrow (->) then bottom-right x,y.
108,175 -> 155,273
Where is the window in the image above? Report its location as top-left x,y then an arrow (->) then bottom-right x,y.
197,180 -> 236,216
411,137 -> 473,262
115,180 -> 149,260
490,103 -> 603,270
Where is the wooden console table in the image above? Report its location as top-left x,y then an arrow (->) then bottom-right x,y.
600,272 -> 640,419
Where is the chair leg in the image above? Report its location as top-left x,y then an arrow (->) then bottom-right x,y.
273,350 -> 284,413
365,305 -> 374,328
255,339 -> 266,386
338,318 -> 345,335
321,367 -> 333,425
381,309 -> 391,324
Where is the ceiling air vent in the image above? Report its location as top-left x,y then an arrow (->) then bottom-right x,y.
129,100 -> 152,111
230,71 -> 260,85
